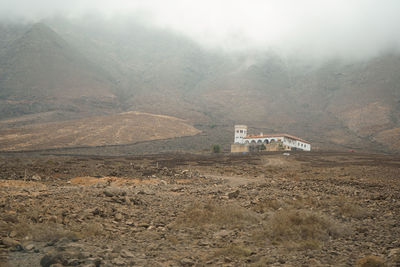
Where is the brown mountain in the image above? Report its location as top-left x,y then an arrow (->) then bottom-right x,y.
0,19 -> 399,152
0,23 -> 119,120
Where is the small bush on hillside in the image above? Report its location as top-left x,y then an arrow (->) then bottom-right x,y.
253,209 -> 349,250
212,144 -> 221,153
78,222 -> 104,238
213,244 -> 252,259
355,255 -> 386,267
336,201 -> 370,219
175,201 -> 259,229
15,223 -> 79,242
253,199 -> 284,213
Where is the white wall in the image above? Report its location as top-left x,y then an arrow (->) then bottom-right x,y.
243,136 -> 311,151
234,125 -> 248,144
235,128 -> 311,151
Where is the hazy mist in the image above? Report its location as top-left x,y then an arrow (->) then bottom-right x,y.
1,0 -> 400,61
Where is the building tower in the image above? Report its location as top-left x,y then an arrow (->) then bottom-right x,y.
234,125 -> 248,144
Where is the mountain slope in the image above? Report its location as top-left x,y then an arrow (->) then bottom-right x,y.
0,111 -> 200,151
0,23 -> 119,119
0,19 -> 399,152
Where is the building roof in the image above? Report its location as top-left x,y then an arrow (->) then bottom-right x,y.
244,133 -> 311,144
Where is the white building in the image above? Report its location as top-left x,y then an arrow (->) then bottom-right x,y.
234,125 -> 248,144
234,125 -> 311,151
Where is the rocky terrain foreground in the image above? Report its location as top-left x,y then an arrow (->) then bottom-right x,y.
0,151 -> 399,266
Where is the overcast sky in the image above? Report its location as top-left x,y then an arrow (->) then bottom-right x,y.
1,0 -> 400,60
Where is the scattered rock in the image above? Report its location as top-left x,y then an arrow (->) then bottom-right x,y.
213,230 -> 231,239
388,248 -> 400,265
114,213 -> 123,221
228,190 -> 240,199
24,243 -> 35,251
104,187 -> 126,197
31,174 -> 42,181
111,257 -> 126,266
66,258 -> 81,266
180,257 -> 194,266
1,237 -> 20,248
1,153 -> 399,267
388,248 -> 400,258
120,249 -> 134,258
278,258 -> 286,264
3,214 -> 19,223
9,230 -> 17,238
40,253 -> 62,267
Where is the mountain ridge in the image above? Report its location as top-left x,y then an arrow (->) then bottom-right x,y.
0,19 -> 399,152
0,22 -> 121,120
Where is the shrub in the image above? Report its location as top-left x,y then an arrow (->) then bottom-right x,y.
355,255 -> 386,267
78,222 -> 104,237
175,201 -> 259,229
214,244 -> 252,259
253,209 -> 348,250
22,223 -> 78,242
253,199 -> 283,213
269,210 -> 331,241
212,144 -> 221,153
337,202 -> 369,219
10,221 -> 103,242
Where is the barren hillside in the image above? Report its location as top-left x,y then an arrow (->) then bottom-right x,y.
0,111 -> 200,151
0,152 -> 399,266
0,23 -> 119,119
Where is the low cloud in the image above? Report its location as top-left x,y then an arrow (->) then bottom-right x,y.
1,0 -> 400,61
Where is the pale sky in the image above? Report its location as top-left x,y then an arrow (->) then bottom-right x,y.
1,0 -> 400,60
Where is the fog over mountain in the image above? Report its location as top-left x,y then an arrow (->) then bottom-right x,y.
0,1 -> 399,153
1,0 -> 400,61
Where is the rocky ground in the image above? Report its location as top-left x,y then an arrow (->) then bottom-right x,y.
0,151 -> 399,266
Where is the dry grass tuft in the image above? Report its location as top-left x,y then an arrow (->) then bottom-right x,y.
176,201 -> 259,229
5,204 -> 106,241
77,222 -> 104,238
269,209 -> 340,241
276,195 -> 371,221
254,209 -> 348,250
10,221 -> 104,242
21,223 -> 78,242
253,199 -> 283,213
337,202 -> 370,219
355,255 -> 386,267
213,244 -> 252,259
